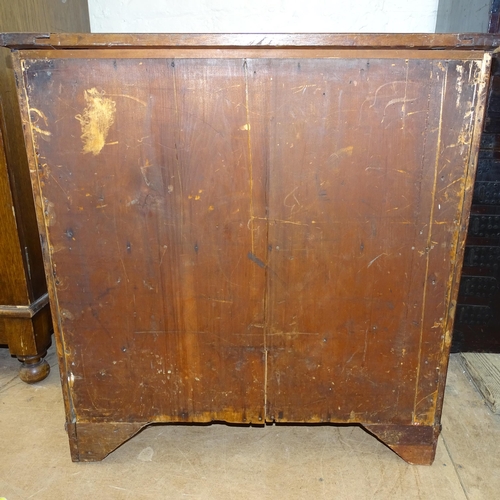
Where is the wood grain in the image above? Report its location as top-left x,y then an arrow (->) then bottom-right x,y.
9,38 -> 492,461
0,121 -> 27,306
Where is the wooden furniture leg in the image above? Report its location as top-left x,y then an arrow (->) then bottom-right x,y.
0,298 -> 52,383
67,422 -> 148,462
364,424 -> 441,465
17,353 -> 50,384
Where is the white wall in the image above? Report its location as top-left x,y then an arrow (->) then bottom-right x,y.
88,0 -> 439,33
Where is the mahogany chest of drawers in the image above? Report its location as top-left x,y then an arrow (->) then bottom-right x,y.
3,33 -> 497,463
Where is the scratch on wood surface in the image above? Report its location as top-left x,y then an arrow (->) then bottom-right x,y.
343,349 -> 360,371
359,79 -> 413,126
249,216 -> 309,227
199,294 -> 233,304
29,107 -> 49,124
363,329 -> 369,363
134,330 -> 165,334
386,202 -> 411,213
367,253 -> 387,268
438,177 -> 462,193
368,80 -> 410,108
414,390 -> 438,411
381,97 -> 418,123
328,146 -> 354,165
30,107 -> 52,136
292,84 -> 317,94
267,331 -> 320,336
406,110 -> 427,117
283,186 -> 303,215
214,83 -> 242,93
139,159 -> 154,187
273,219 -> 309,226
105,93 -> 147,106
75,88 -> 116,156
31,124 -> 52,136
49,174 -> 69,199
159,245 -> 168,267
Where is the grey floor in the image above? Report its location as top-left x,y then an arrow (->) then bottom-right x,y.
1,345 -> 499,500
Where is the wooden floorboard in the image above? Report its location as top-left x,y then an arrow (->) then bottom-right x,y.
459,353 -> 500,414
441,354 -> 500,500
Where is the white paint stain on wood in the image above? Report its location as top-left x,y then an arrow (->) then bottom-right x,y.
75,88 -> 116,155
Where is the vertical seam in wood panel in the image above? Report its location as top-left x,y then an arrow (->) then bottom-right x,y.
413,62 -> 448,424
263,97 -> 269,422
243,60 -> 255,255
403,62 -> 432,383
171,59 -> 186,391
172,63 -> 184,229
243,58 -> 267,418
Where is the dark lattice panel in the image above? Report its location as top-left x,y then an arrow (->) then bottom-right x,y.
473,182 -> 500,205
464,246 -> 500,269
459,276 -> 498,298
456,305 -> 494,326
469,214 -> 500,239
452,56 -> 500,352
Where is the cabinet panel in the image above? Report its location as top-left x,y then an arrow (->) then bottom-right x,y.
266,58 -> 481,424
7,33 -> 493,463
22,56 -> 268,422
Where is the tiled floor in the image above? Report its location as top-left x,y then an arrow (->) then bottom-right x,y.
1,345 -> 499,500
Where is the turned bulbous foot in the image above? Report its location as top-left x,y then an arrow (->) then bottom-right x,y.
18,355 -> 50,383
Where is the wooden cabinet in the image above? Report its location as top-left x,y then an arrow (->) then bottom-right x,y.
3,33 -> 497,462
0,64 -> 52,382
0,0 -> 89,382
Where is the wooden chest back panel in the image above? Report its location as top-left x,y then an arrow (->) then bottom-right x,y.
19,49 -> 483,426
24,56 -> 268,422
265,58 -> 479,424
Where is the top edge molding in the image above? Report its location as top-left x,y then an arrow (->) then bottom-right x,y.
1,32 -> 500,51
